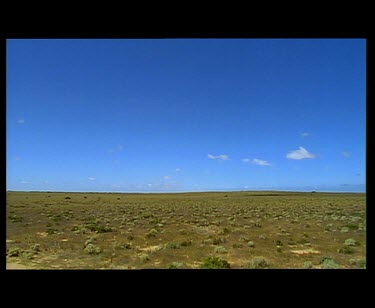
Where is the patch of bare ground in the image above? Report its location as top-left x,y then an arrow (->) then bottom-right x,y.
290,248 -> 321,255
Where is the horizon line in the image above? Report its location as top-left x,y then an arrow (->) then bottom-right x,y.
6,189 -> 366,194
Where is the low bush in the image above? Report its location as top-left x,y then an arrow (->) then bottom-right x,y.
201,256 -> 231,269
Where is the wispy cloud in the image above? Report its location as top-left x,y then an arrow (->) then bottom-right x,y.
163,175 -> 171,180
108,144 -> 125,154
88,177 -> 96,181
252,158 -> 271,166
301,132 -> 310,137
112,184 -> 121,188
17,119 -> 25,124
242,158 -> 270,166
286,146 -> 316,160
20,180 -> 29,184
175,168 -> 181,172
208,154 -> 230,161
342,151 -> 352,157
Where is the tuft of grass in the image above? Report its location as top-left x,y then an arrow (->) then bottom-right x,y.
218,227 -> 231,235
46,228 -> 58,235
303,261 -> 313,269
337,246 -> 354,254
214,246 -> 228,254
8,214 -> 23,223
140,253 -> 150,263
30,244 -> 40,253
201,256 -> 231,269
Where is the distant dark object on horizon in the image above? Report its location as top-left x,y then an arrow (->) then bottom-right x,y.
311,191 -> 317,193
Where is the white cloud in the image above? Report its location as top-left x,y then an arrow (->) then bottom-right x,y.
175,168 -> 181,172
342,151 -> 352,157
287,146 -> 316,160
163,175 -> 171,180
208,154 -> 230,161
252,158 -> 271,166
301,132 -> 310,137
20,181 -> 29,184
17,119 -> 25,124
88,177 -> 96,181
147,183 -> 153,187
243,158 -> 270,166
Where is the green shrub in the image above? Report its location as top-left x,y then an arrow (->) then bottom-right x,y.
212,237 -> 225,245
321,259 -> 340,269
232,243 -> 243,249
166,242 -> 180,249
180,240 -> 192,247
344,238 -> 359,246
84,243 -> 102,254
357,259 -> 366,269
320,256 -> 333,264
169,262 -> 184,269
247,241 -> 255,247
84,222 -> 112,233
201,256 -> 231,269
338,246 -> 354,254
240,236 -> 249,242
340,227 -> 349,233
248,256 -> 269,269
344,223 -> 358,230
7,247 -> 23,257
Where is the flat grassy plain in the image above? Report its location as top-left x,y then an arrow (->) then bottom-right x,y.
6,191 -> 366,269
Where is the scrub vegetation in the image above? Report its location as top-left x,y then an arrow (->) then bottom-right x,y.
6,191 -> 366,269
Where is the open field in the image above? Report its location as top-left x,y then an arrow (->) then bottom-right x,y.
6,191 -> 366,269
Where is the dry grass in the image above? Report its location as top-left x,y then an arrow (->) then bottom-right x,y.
6,191 -> 366,269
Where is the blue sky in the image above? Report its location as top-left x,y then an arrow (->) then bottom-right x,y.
7,39 -> 366,192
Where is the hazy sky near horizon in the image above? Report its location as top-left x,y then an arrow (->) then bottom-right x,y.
7,39 -> 366,192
